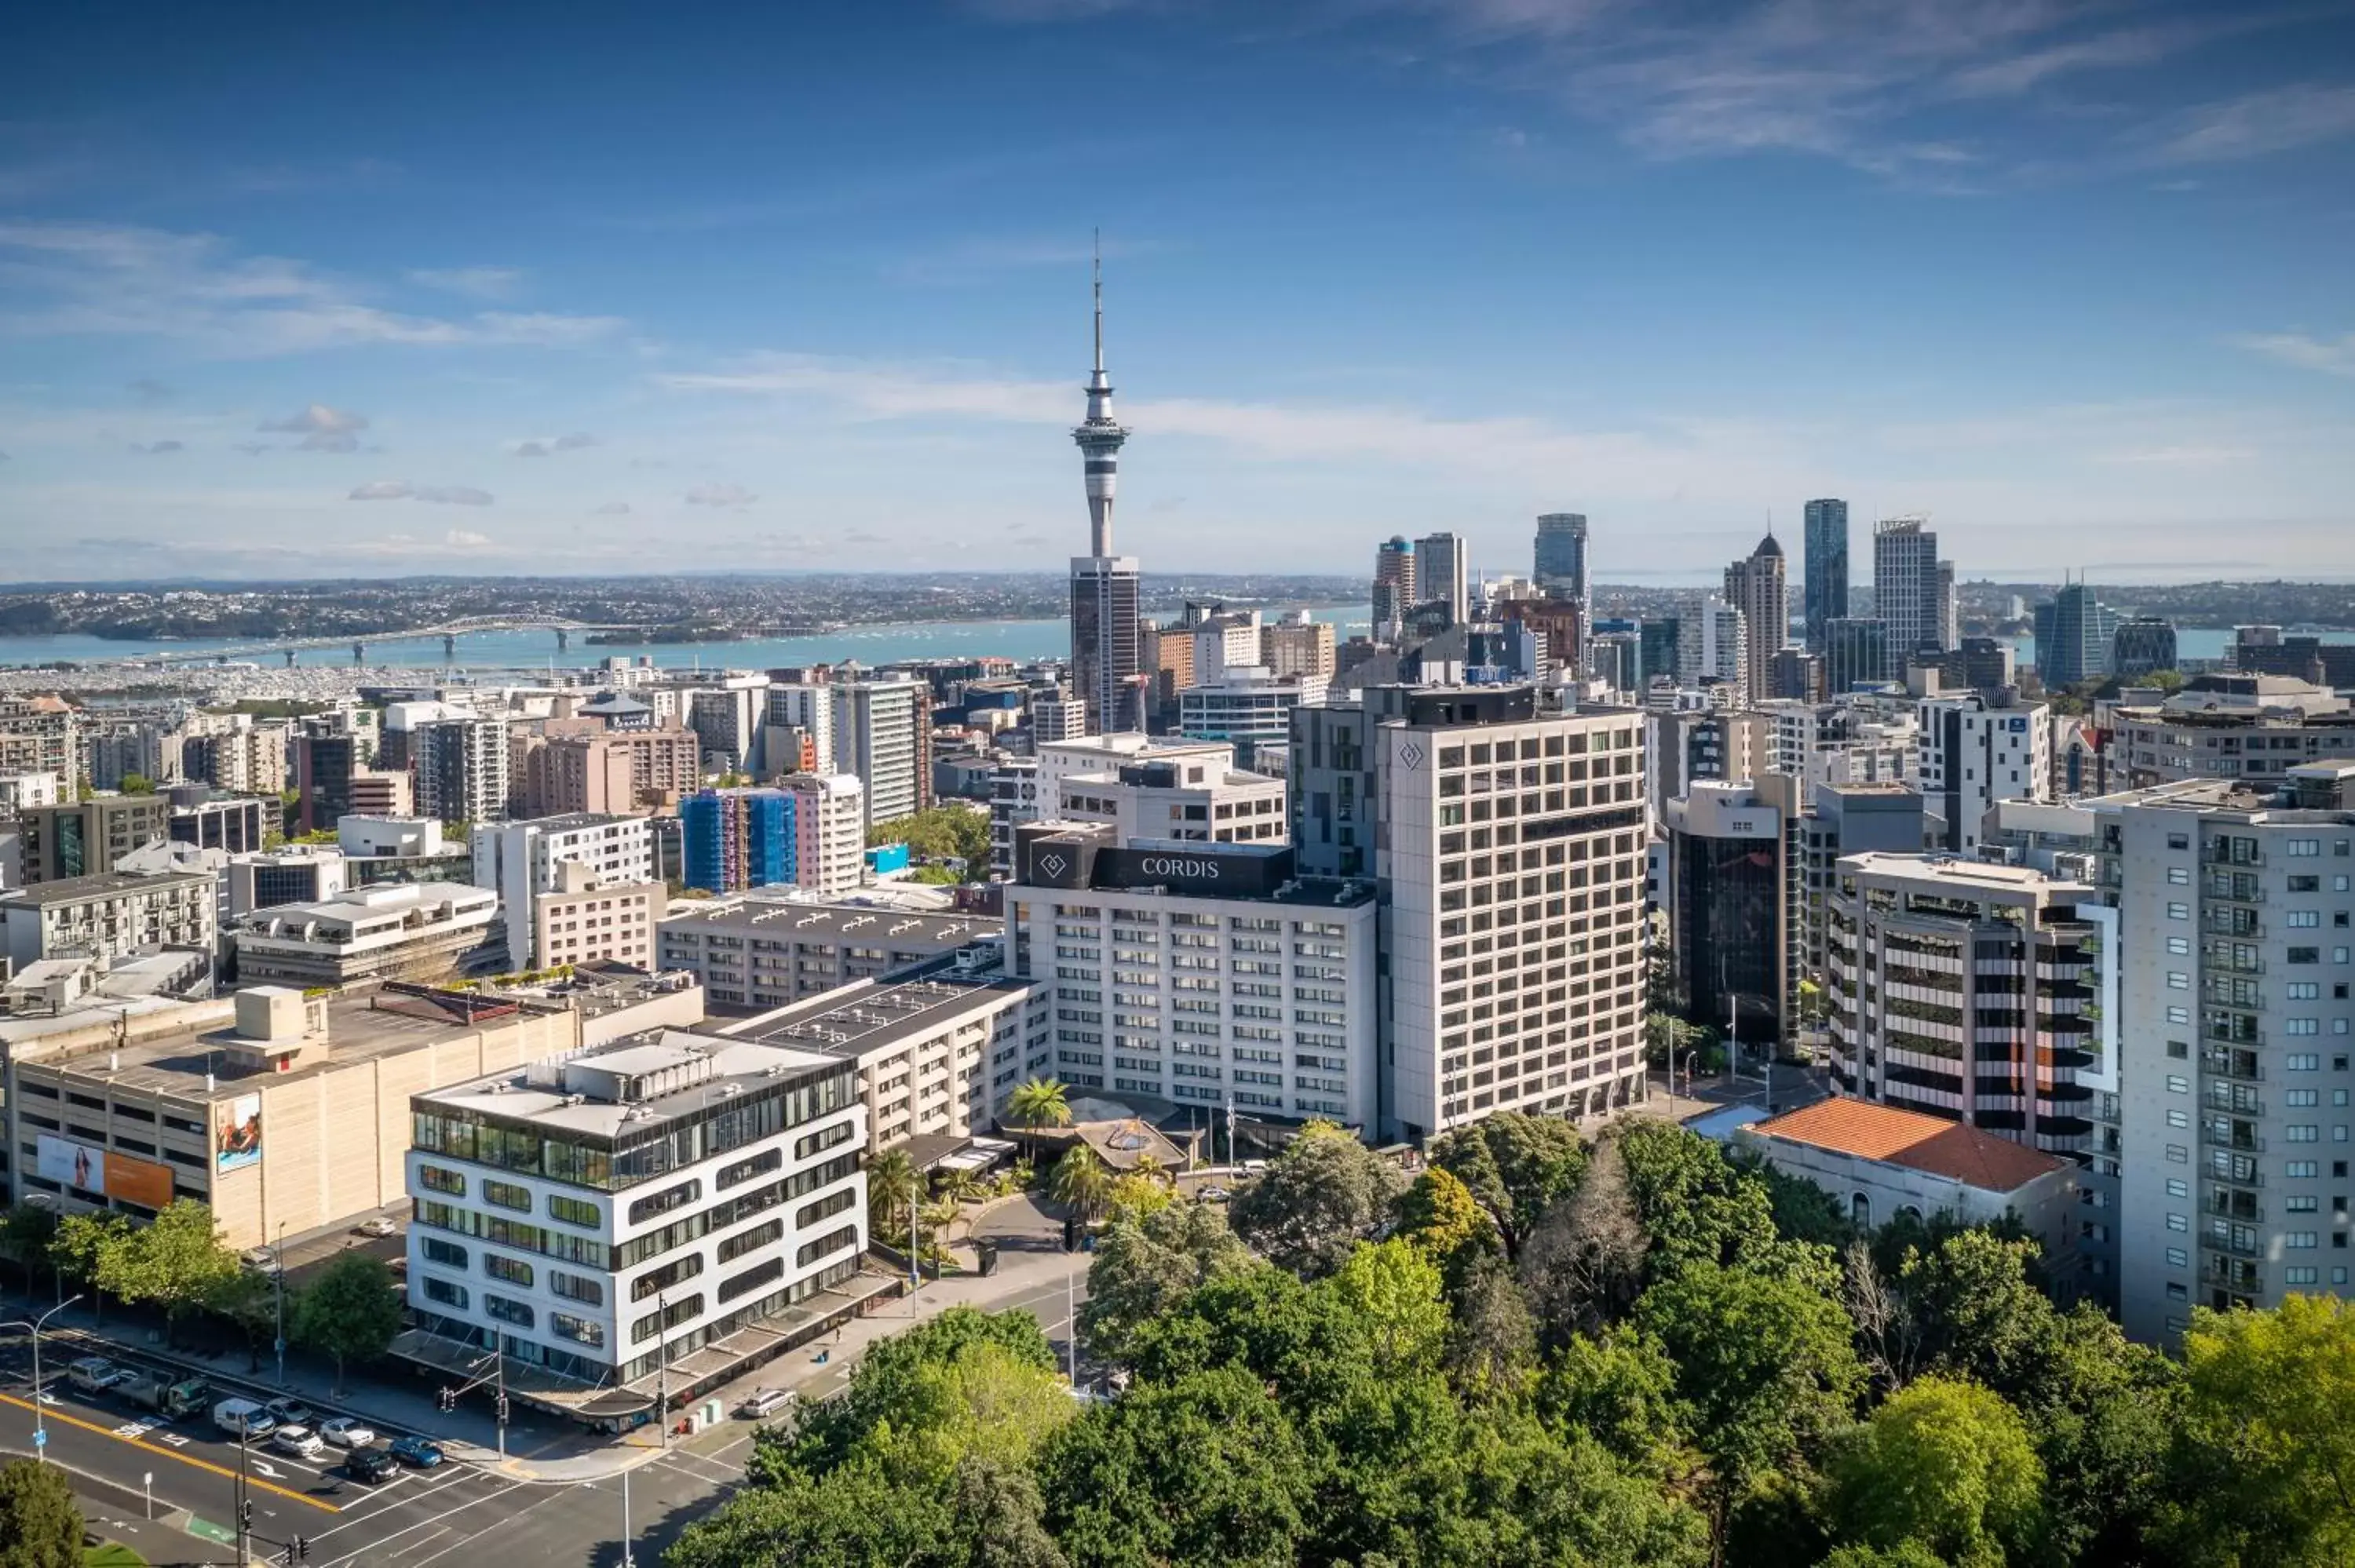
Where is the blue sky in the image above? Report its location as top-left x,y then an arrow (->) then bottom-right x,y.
2,0 -> 2352,585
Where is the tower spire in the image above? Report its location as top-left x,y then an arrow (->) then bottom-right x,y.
1092,228 -> 1104,377
1073,232 -> 1129,558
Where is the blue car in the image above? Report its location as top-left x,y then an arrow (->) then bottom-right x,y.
388,1435 -> 444,1469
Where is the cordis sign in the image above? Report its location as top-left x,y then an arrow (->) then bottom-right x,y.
1095,845 -> 1290,896
1137,855 -> 1221,880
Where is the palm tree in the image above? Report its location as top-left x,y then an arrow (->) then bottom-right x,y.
866,1149 -> 920,1241
1004,1077 -> 1073,1138
920,1197 -> 964,1247
936,1168 -> 983,1205
1048,1145 -> 1112,1222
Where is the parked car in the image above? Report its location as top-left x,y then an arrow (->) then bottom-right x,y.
1196,1184 -> 1232,1203
353,1216 -> 398,1238
389,1435 -> 444,1469
241,1246 -> 278,1271
67,1356 -> 126,1394
272,1424 -> 328,1461
735,1387 -> 794,1420
265,1397 -> 316,1428
212,1398 -> 276,1439
343,1446 -> 399,1485
320,1417 -> 376,1449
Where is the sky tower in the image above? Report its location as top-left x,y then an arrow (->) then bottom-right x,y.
1068,239 -> 1143,733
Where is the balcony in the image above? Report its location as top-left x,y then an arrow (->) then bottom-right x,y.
2203,1050 -> 2263,1082
2203,1125 -> 2266,1154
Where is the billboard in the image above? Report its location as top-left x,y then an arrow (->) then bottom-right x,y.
215,1092 -> 263,1173
34,1135 -> 174,1208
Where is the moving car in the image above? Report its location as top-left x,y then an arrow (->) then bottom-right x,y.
342,1446 -> 399,1486
353,1216 -> 399,1238
735,1387 -> 794,1420
116,1372 -> 207,1420
320,1417 -> 376,1449
389,1435 -> 444,1469
212,1398 -> 276,1439
272,1424 -> 328,1461
67,1356 -> 126,1394
265,1397 -> 316,1428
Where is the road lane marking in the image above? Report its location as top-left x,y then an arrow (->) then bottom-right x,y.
0,1390 -> 338,1514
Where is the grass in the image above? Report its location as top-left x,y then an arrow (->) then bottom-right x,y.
86,1544 -> 148,1567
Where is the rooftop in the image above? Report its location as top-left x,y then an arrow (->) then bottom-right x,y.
1838,851 -> 2094,898
1747,1098 -> 2068,1193
2,870 -> 214,907
660,892 -> 991,946
232,881 -> 497,929
717,957 -> 1028,1061
413,1026 -> 844,1139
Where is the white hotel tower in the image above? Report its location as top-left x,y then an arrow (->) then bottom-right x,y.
1069,243 -> 1143,735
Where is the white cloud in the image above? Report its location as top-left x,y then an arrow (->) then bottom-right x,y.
513,432 -> 599,457
407,266 -> 524,300
0,223 -> 624,359
2156,84 -> 2355,164
685,483 -> 757,507
346,480 -> 492,505
2231,330 -> 2355,377
349,480 -> 411,500
259,402 -> 371,453
444,528 -> 495,548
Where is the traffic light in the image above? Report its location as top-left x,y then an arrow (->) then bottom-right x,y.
239,1500 -> 254,1532
495,1394 -> 509,1424
295,1536 -> 311,1560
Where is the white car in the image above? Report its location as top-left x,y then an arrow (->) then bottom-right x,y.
242,1246 -> 278,1271
352,1217 -> 398,1238
272,1424 -> 328,1461
319,1417 -> 377,1449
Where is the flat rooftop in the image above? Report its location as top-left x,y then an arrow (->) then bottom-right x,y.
717,961 -> 1030,1061
1840,852 -> 2093,895
414,1028 -> 843,1138
659,894 -> 991,946
26,986 -> 562,1102
2,870 -> 214,906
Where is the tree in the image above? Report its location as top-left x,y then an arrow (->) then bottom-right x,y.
49,1209 -> 130,1323
868,1148 -> 922,1242
1539,1326 -> 1687,1478
1520,1132 -> 1648,1340
1827,1376 -> 2044,1568
1428,1111 -> 1586,1260
98,1198 -> 239,1345
1897,1230 -> 2055,1399
1080,1203 -> 1254,1366
117,771 -> 156,795
206,1266 -> 279,1373
1105,1171 -> 1174,1223
1229,1122 -> 1407,1279
1048,1146 -> 1112,1223
1392,1166 -> 1498,1295
292,1252 -> 405,1391
2160,1295 -> 2355,1568
0,1457 -> 81,1568
1614,1122 -> 1786,1278
1444,1251 -> 1538,1398
1321,1239 -> 1449,1380
669,1460 -> 951,1568
0,1204 -> 59,1296
1004,1078 -> 1073,1138
950,1454 -> 1068,1568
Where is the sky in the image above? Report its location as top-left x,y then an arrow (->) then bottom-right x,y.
2,0 -> 2353,587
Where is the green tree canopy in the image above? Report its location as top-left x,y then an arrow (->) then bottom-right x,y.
1393,1165 -> 1499,1295
1229,1122 -> 1408,1278
1429,1110 -> 1586,1260
1827,1376 -> 2045,1568
1320,1238 -> 1450,1380
97,1198 -> 240,1344
1048,1145 -> 1112,1222
1005,1078 -> 1073,1134
1081,1202 -> 1254,1367
870,806 -> 990,865
0,1457 -> 81,1568
292,1252 -> 406,1391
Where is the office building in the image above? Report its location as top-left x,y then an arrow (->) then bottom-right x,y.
227,847 -> 348,916
1415,532 -> 1469,628
2107,678 -> 2355,790
1765,648 -> 1824,703
1053,742 -> 1286,848
2231,626 -> 2355,689
657,895 -> 991,1009
1178,668 -> 1327,769
1722,534 -> 1788,706
16,794 -> 173,884
336,817 -> 473,888
1916,691 -> 2051,854
1677,596 -> 1748,694
681,788 -> 794,895
2112,617 -> 2179,681
1069,255 -> 1145,735
2097,771 -> 2355,1341
681,675 -> 772,776
1872,517 -> 1948,660
1950,636 -> 2017,694
833,680 -> 926,830
1260,614 -> 1337,683
526,862 -> 662,975
402,1026 -> 867,1408
473,814 -> 657,971
1826,855 -> 2112,1268
1823,617 -> 1892,695
1030,696 -> 1090,745
2034,582 -> 2121,689
12,983 -> 587,1243
1802,499 -> 1849,652
1,871 -> 219,972
720,953 -> 1043,1152
1005,827 -> 1378,1129
1372,536 -> 1417,642
414,717 -> 512,826
231,883 -> 503,988
784,773 -> 866,896
1662,781 -> 1790,1043
1291,685 -> 1650,1137
1788,780 -> 1925,997
1534,512 -> 1590,615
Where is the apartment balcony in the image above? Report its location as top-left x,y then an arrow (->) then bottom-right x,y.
2202,1231 -> 2267,1260
2202,1050 -> 2263,1082
2203,1193 -> 2264,1223
2205,1085 -> 2266,1117
2205,843 -> 2265,867
2202,1125 -> 2266,1154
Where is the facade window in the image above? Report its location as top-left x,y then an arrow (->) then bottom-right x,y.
483,1180 -> 533,1212
483,1293 -> 535,1327
422,1238 -> 469,1269
483,1253 -> 535,1287
552,1311 -> 605,1347
794,1121 -> 857,1161
2165,1247 -> 2189,1267
627,1178 -> 703,1225
718,1147 -> 785,1189
547,1194 -> 602,1229
796,1224 -> 858,1267
717,1218 -> 785,1264
422,1277 -> 469,1309
418,1165 -> 467,1196
550,1271 -> 604,1304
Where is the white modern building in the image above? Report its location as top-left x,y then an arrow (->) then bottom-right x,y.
0,870 -> 218,972
1005,827 -> 1378,1129
764,683 -> 836,778
226,846 -> 348,916
783,774 -> 866,897
472,814 -> 656,971
229,882 -> 503,987
403,1030 -> 867,1414
1677,596 -> 1748,695
1178,667 -> 1328,769
1915,691 -> 2050,854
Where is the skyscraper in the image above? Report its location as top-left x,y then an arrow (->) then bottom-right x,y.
1872,516 -> 1947,661
2111,616 -> 2178,680
2033,581 -> 2122,688
1069,245 -> 1143,735
1373,536 -> 1417,640
1802,498 -> 1849,651
1534,513 -> 1589,610
1723,533 -> 1787,706
1415,532 -> 1468,627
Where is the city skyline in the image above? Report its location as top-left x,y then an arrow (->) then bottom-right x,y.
2,2 -> 2353,582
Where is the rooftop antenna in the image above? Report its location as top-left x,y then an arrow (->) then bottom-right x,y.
1092,228 -> 1104,377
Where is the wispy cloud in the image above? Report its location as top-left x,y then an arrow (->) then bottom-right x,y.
126,439 -> 183,455
685,483 -> 758,507
887,233 -> 1158,284
2153,83 -> 2355,164
259,403 -> 371,453
2231,330 -> 2355,377
407,266 -> 525,300
0,223 -> 623,358
349,480 -> 494,505
513,432 -> 599,457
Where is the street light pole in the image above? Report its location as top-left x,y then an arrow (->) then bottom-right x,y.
622,1464 -> 634,1568
272,1221 -> 287,1387
655,1289 -> 670,1449
5,1293 -> 84,1464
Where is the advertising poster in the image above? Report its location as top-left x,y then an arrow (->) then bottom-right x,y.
104,1153 -> 174,1209
216,1092 -> 262,1173
35,1132 -> 103,1194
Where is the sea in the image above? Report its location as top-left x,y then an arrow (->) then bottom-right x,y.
0,607 -> 1371,675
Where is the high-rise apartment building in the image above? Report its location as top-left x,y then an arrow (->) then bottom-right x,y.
1261,614 -> 1337,682
1373,536 -> 1418,640
764,683 -> 835,778
1872,517 -> 1948,661
0,698 -> 82,795
680,787 -> 794,894
832,679 -> 926,830
1534,513 -> 1590,613
1415,533 -> 1469,629
1916,691 -> 2051,854
1723,534 -> 1788,706
1677,596 -> 1748,694
414,717 -> 511,826
1802,499 -> 1849,652
784,772 -> 866,896
1069,252 -> 1145,735
471,812 -> 657,970
1291,685 -> 1650,1138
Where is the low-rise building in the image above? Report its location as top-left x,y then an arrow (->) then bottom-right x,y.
227,847 -> 349,916
229,882 -> 504,988
657,894 -> 993,1010
0,870 -> 217,972
531,862 -> 662,975
473,814 -> 656,971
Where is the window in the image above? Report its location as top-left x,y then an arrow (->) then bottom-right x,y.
627,1178 -> 702,1226
2167,866 -> 2190,884
2166,1109 -> 2189,1128
717,1256 -> 787,1304
2288,838 -> 2323,857
631,1253 -> 704,1301
422,1277 -> 469,1309
2167,902 -> 2189,921
422,1238 -> 469,1269
2166,1075 -> 2190,1093
2165,1247 -> 2189,1267
2286,1267 -> 2321,1285
2287,1232 -> 2320,1249
2287,1125 -> 2321,1143
418,1165 -> 467,1196
2287,1160 -> 2320,1178
2166,1178 -> 2189,1198
2287,1195 -> 2320,1212
2167,936 -> 2191,955
548,1194 -> 601,1229
717,1219 -> 785,1264
2167,1213 -> 2189,1231
552,1312 -> 605,1347
797,1225 -> 858,1266
631,1294 -> 702,1344
718,1147 -> 785,1190
794,1121 -> 856,1161
483,1293 -> 535,1327
2291,983 -> 2323,1001
482,1180 -> 533,1212
2166,1005 -> 2191,1025
483,1253 -> 535,1287
2290,911 -> 2323,928
550,1271 -> 604,1305
797,1187 -> 857,1229
2289,1090 -> 2321,1107
2167,972 -> 2190,990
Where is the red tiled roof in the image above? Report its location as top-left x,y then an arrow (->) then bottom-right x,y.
1751,1097 -> 2068,1193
